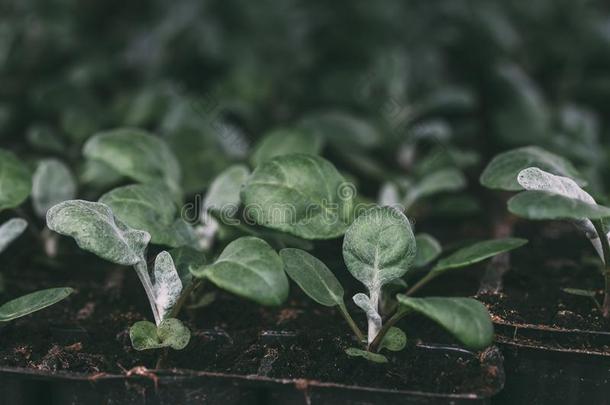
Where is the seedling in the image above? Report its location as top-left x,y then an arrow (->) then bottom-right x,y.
482,147 -> 610,317
282,206 -> 525,362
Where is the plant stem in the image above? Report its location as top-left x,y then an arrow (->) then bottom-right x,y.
405,272 -> 436,296
133,260 -> 161,325
338,302 -> 366,344
592,220 -> 610,318
368,307 -> 410,352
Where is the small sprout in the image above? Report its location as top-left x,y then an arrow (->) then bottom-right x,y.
378,327 -> 407,352
345,348 -> 388,364
250,128 -> 324,168
0,149 -> 31,212
99,184 -> 197,248
31,159 -> 77,218
191,237 -> 289,306
0,287 -> 74,322
130,318 -> 191,351
241,154 -> 354,240
0,218 -> 28,253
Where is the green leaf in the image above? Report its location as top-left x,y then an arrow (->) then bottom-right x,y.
47,200 -> 151,265
152,251 -> 183,322
379,327 -> 407,352
562,288 -> 597,298
345,348 -> 388,363
300,111 -> 381,150
32,159 -> 77,217
480,146 -> 586,191
83,128 -> 181,193
204,165 -> 250,216
0,218 -> 27,254
343,207 -> 416,290
414,234 -> 442,268
432,238 -> 528,274
251,128 -> 324,168
99,184 -> 196,248
130,318 -> 191,351
508,191 -> 610,221
280,248 -> 344,307
396,296 -> 494,351
241,154 -> 354,240
405,169 -> 466,208
0,287 -> 74,322
191,237 -> 289,306
0,149 -> 31,211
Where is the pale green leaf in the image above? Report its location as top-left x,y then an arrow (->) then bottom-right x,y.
396,296 -> 494,350
414,234 -> 442,268
204,165 -> 250,216
480,146 -> 586,191
241,154 -> 354,240
0,287 -> 74,322
345,348 -> 388,363
379,327 -> 407,352
130,318 -> 191,351
152,251 -> 183,322
0,218 -> 27,254
99,184 -> 196,248
343,207 -> 416,290
32,159 -> 77,217
508,191 -> 610,221
47,200 -> 151,265
0,149 -> 31,211
280,248 -> 344,307
192,237 -> 289,306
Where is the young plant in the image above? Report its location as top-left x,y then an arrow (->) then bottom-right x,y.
281,206 -> 524,363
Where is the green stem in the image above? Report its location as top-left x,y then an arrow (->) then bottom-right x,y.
368,307 -> 411,352
592,220 -> 610,318
338,302 -> 366,344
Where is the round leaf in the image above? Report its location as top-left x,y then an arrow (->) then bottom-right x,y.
251,128 -> 324,167
280,248 -> 344,307
432,238 -> 528,274
414,234 -> 442,268
0,287 -> 74,322
343,207 -> 416,290
396,296 -> 494,351
192,237 -> 289,306
130,318 -> 191,351
99,184 -> 196,248
241,154 -> 354,240
83,128 -> 181,192
47,200 -> 151,265
379,327 -> 407,352
480,146 -> 586,191
508,191 -> 610,221
32,159 -> 77,217
0,149 -> 31,211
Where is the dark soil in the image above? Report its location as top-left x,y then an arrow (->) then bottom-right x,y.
477,221 -> 610,353
0,239 -> 501,396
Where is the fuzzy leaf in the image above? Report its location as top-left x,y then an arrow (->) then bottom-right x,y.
47,200 -> 151,265
192,237 -> 289,306
99,184 -> 196,248
0,218 -> 27,254
204,165 -> 250,216
396,296 -> 494,351
379,327 -> 407,352
345,348 -> 388,363
343,207 -> 416,290
353,293 -> 381,327
130,318 -> 191,351
83,128 -> 181,192
280,248 -> 344,307
241,154 -> 354,240
508,191 -> 610,221
32,159 -> 77,217
414,234 -> 442,268
251,128 -> 324,167
0,149 -> 31,211
480,146 -> 586,191
432,238 -> 528,274
152,251 -> 183,322
0,287 -> 74,322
